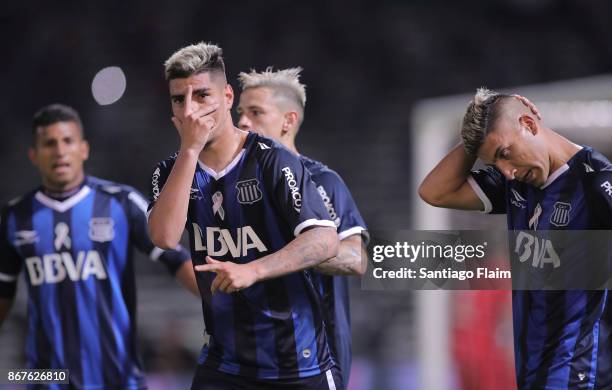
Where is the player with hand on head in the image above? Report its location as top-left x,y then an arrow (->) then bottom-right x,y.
148,42 -> 342,389
419,89 -> 612,389
0,104 -> 197,389
236,66 -> 368,388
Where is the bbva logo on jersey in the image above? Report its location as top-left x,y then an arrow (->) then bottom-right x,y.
25,250 -> 108,286
192,223 -> 268,258
514,231 -> 561,268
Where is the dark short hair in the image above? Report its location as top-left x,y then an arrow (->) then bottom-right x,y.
461,88 -> 510,156
32,103 -> 84,143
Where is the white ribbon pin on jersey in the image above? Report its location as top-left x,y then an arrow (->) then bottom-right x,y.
212,191 -> 225,221
54,222 -> 72,250
529,203 -> 542,231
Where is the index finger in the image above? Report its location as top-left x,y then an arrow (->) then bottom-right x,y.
194,263 -> 223,273
184,85 -> 193,117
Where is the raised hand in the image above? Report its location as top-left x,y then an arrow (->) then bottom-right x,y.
172,85 -> 220,153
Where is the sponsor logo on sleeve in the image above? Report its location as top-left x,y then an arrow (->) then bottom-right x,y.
152,167 -> 161,201
602,181 -> 612,197
317,185 -> 340,226
281,167 -> 302,213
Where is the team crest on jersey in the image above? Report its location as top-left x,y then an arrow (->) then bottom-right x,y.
89,218 -> 115,242
550,202 -> 571,227
54,222 -> 72,251
14,230 -> 39,246
236,179 -> 263,204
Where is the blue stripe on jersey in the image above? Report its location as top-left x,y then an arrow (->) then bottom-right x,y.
109,197 -> 132,379
70,191 -> 103,386
55,207 -> 83,386
540,292 -> 586,387
31,204 -> 64,369
284,273 -> 321,377
520,292 -> 547,386
91,191 -> 118,384
588,293 -> 605,389
212,293 -> 238,375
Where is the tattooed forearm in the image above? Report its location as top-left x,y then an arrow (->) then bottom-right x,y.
250,226 -> 339,282
314,234 -> 366,276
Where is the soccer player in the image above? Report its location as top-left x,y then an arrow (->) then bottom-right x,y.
236,67 -> 367,387
419,89 -> 612,388
0,104 -> 197,388
147,43 -> 342,389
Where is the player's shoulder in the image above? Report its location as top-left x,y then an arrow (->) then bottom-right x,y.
301,155 -> 346,187
2,189 -> 38,215
582,147 -> 612,172
579,147 -> 612,199
247,132 -> 301,166
154,152 -> 179,173
87,176 -> 135,196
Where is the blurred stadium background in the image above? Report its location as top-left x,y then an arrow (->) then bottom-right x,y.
2,1 -> 612,389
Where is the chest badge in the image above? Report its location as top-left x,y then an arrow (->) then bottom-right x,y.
89,218 -> 115,242
236,179 -> 262,205
212,191 -> 225,220
550,202 -> 571,227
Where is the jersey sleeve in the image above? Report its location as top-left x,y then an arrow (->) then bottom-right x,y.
0,206 -> 23,298
147,155 -> 175,217
126,188 -> 191,275
468,167 -> 507,214
262,148 -> 336,236
589,170 -> 612,228
314,170 -> 368,242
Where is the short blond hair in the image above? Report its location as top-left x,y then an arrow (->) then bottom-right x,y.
164,42 -> 226,81
461,87 -> 510,155
237,67 -> 306,109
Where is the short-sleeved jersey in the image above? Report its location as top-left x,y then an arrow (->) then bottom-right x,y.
148,132 -> 337,380
301,155 -> 367,386
469,146 -> 612,389
0,176 -> 191,389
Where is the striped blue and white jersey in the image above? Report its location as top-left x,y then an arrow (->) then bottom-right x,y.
0,176 -> 191,389
148,132 -> 338,380
469,146 -> 612,389
301,155 -> 367,386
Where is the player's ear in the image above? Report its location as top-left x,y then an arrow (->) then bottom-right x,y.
81,140 -> 90,161
519,114 -> 538,135
282,111 -> 299,135
27,147 -> 38,167
225,84 -> 234,110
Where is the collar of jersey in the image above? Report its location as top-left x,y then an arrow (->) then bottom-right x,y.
539,145 -> 585,190
198,149 -> 246,180
35,185 -> 91,212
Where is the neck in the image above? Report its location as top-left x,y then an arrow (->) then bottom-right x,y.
281,135 -> 299,155
546,129 -> 582,172
42,176 -> 85,199
199,124 -> 247,172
